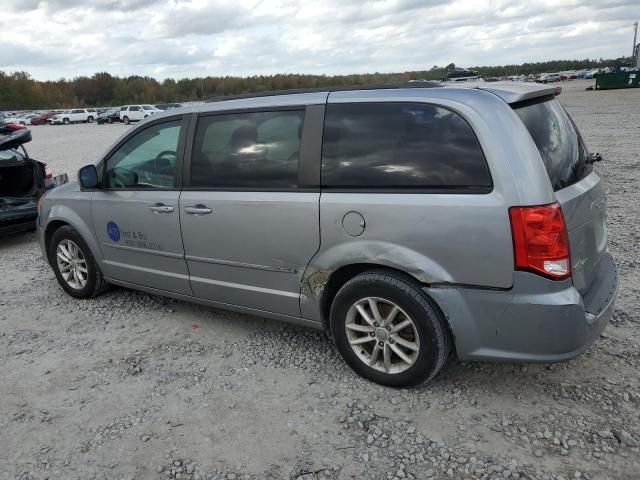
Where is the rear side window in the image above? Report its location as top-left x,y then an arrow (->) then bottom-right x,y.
322,102 -> 491,190
190,110 -> 304,189
514,99 -> 592,191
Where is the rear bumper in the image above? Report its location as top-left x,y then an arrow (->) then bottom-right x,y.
427,252 -> 618,363
0,209 -> 38,236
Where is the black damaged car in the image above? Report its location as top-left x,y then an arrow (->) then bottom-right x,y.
0,123 -> 66,235
96,107 -> 122,124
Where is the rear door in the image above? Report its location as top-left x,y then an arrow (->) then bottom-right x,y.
514,98 -> 605,294
71,109 -> 84,122
130,106 -> 143,121
91,115 -> 191,294
179,106 -> 322,317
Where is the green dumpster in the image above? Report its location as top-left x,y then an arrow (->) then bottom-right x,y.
595,72 -> 640,90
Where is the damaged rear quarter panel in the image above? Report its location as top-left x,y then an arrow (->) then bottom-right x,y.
300,190 -> 516,322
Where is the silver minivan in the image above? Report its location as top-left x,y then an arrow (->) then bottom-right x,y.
37,82 -> 618,387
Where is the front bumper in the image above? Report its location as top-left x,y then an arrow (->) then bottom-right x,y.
427,252 -> 618,363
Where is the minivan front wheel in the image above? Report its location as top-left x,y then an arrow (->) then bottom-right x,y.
330,271 -> 450,387
50,226 -> 108,298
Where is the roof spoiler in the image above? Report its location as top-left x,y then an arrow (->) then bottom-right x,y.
0,124 -> 32,151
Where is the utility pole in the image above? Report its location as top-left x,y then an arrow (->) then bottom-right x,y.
634,21 -> 638,58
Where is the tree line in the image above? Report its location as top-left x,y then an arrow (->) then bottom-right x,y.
0,57 -> 632,110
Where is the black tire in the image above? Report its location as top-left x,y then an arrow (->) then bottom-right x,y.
108,117 -> 113,124
63,118 -> 70,125
49,225 -> 108,299
330,271 -> 450,388
123,116 -> 130,125
87,116 -> 94,123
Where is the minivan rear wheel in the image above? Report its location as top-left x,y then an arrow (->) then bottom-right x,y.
330,271 -> 450,387
49,226 -> 108,298
123,116 -> 130,125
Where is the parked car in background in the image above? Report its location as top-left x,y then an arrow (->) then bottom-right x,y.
2,114 -> 24,124
584,69 -> 601,79
38,82 -> 617,387
119,105 -> 162,124
7,113 -> 37,125
537,73 -> 561,83
49,109 -> 98,125
0,123 -> 65,235
97,107 -> 122,124
30,111 -> 60,125
155,103 -> 183,111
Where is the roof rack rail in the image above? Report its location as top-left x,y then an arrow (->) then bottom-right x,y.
205,81 -> 443,103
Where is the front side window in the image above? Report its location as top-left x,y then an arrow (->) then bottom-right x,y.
322,102 -> 491,190
190,110 -> 304,188
105,120 -> 181,189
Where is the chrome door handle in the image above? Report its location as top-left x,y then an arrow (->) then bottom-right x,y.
185,205 -> 212,215
149,204 -> 174,213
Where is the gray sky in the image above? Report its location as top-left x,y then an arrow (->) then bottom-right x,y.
1,0 -> 637,80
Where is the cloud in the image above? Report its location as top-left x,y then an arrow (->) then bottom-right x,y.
0,0 -> 636,80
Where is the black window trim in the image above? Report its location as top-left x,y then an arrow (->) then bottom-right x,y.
98,114 -> 190,192
319,101 -> 494,195
182,104 -> 323,192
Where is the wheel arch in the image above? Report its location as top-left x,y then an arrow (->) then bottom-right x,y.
313,263 -> 456,359
44,206 -> 103,267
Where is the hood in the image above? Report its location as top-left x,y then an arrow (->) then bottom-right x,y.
0,126 -> 32,151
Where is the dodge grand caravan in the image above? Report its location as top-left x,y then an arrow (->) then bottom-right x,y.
37,82 -> 618,387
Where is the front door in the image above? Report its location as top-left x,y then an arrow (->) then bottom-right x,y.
180,108 -> 320,316
92,116 -> 192,295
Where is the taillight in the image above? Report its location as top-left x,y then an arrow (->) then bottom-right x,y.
509,202 -> 571,280
44,165 -> 53,179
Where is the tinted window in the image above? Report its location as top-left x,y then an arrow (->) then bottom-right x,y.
514,99 -> 592,191
322,103 -> 490,189
0,149 -> 23,162
72,110 -> 83,114
105,120 -> 181,189
190,110 -> 303,188
130,106 -> 142,111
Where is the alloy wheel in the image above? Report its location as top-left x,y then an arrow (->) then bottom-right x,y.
56,239 -> 88,289
345,297 -> 420,374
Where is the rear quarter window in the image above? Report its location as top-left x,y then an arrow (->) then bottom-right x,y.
321,102 -> 491,190
514,98 -> 592,191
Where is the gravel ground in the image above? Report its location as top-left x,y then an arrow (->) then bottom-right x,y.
1,80 -> 639,480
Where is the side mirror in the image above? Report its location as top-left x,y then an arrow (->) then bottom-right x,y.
78,164 -> 99,189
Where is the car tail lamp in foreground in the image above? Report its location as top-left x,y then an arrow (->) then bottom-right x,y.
509,203 -> 571,280
44,165 -> 53,180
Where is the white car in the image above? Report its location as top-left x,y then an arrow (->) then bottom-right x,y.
49,109 -> 98,125
1,115 -> 23,125
119,105 -> 162,124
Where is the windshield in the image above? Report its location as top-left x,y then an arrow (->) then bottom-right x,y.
514,98 -> 592,191
142,105 -> 155,110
